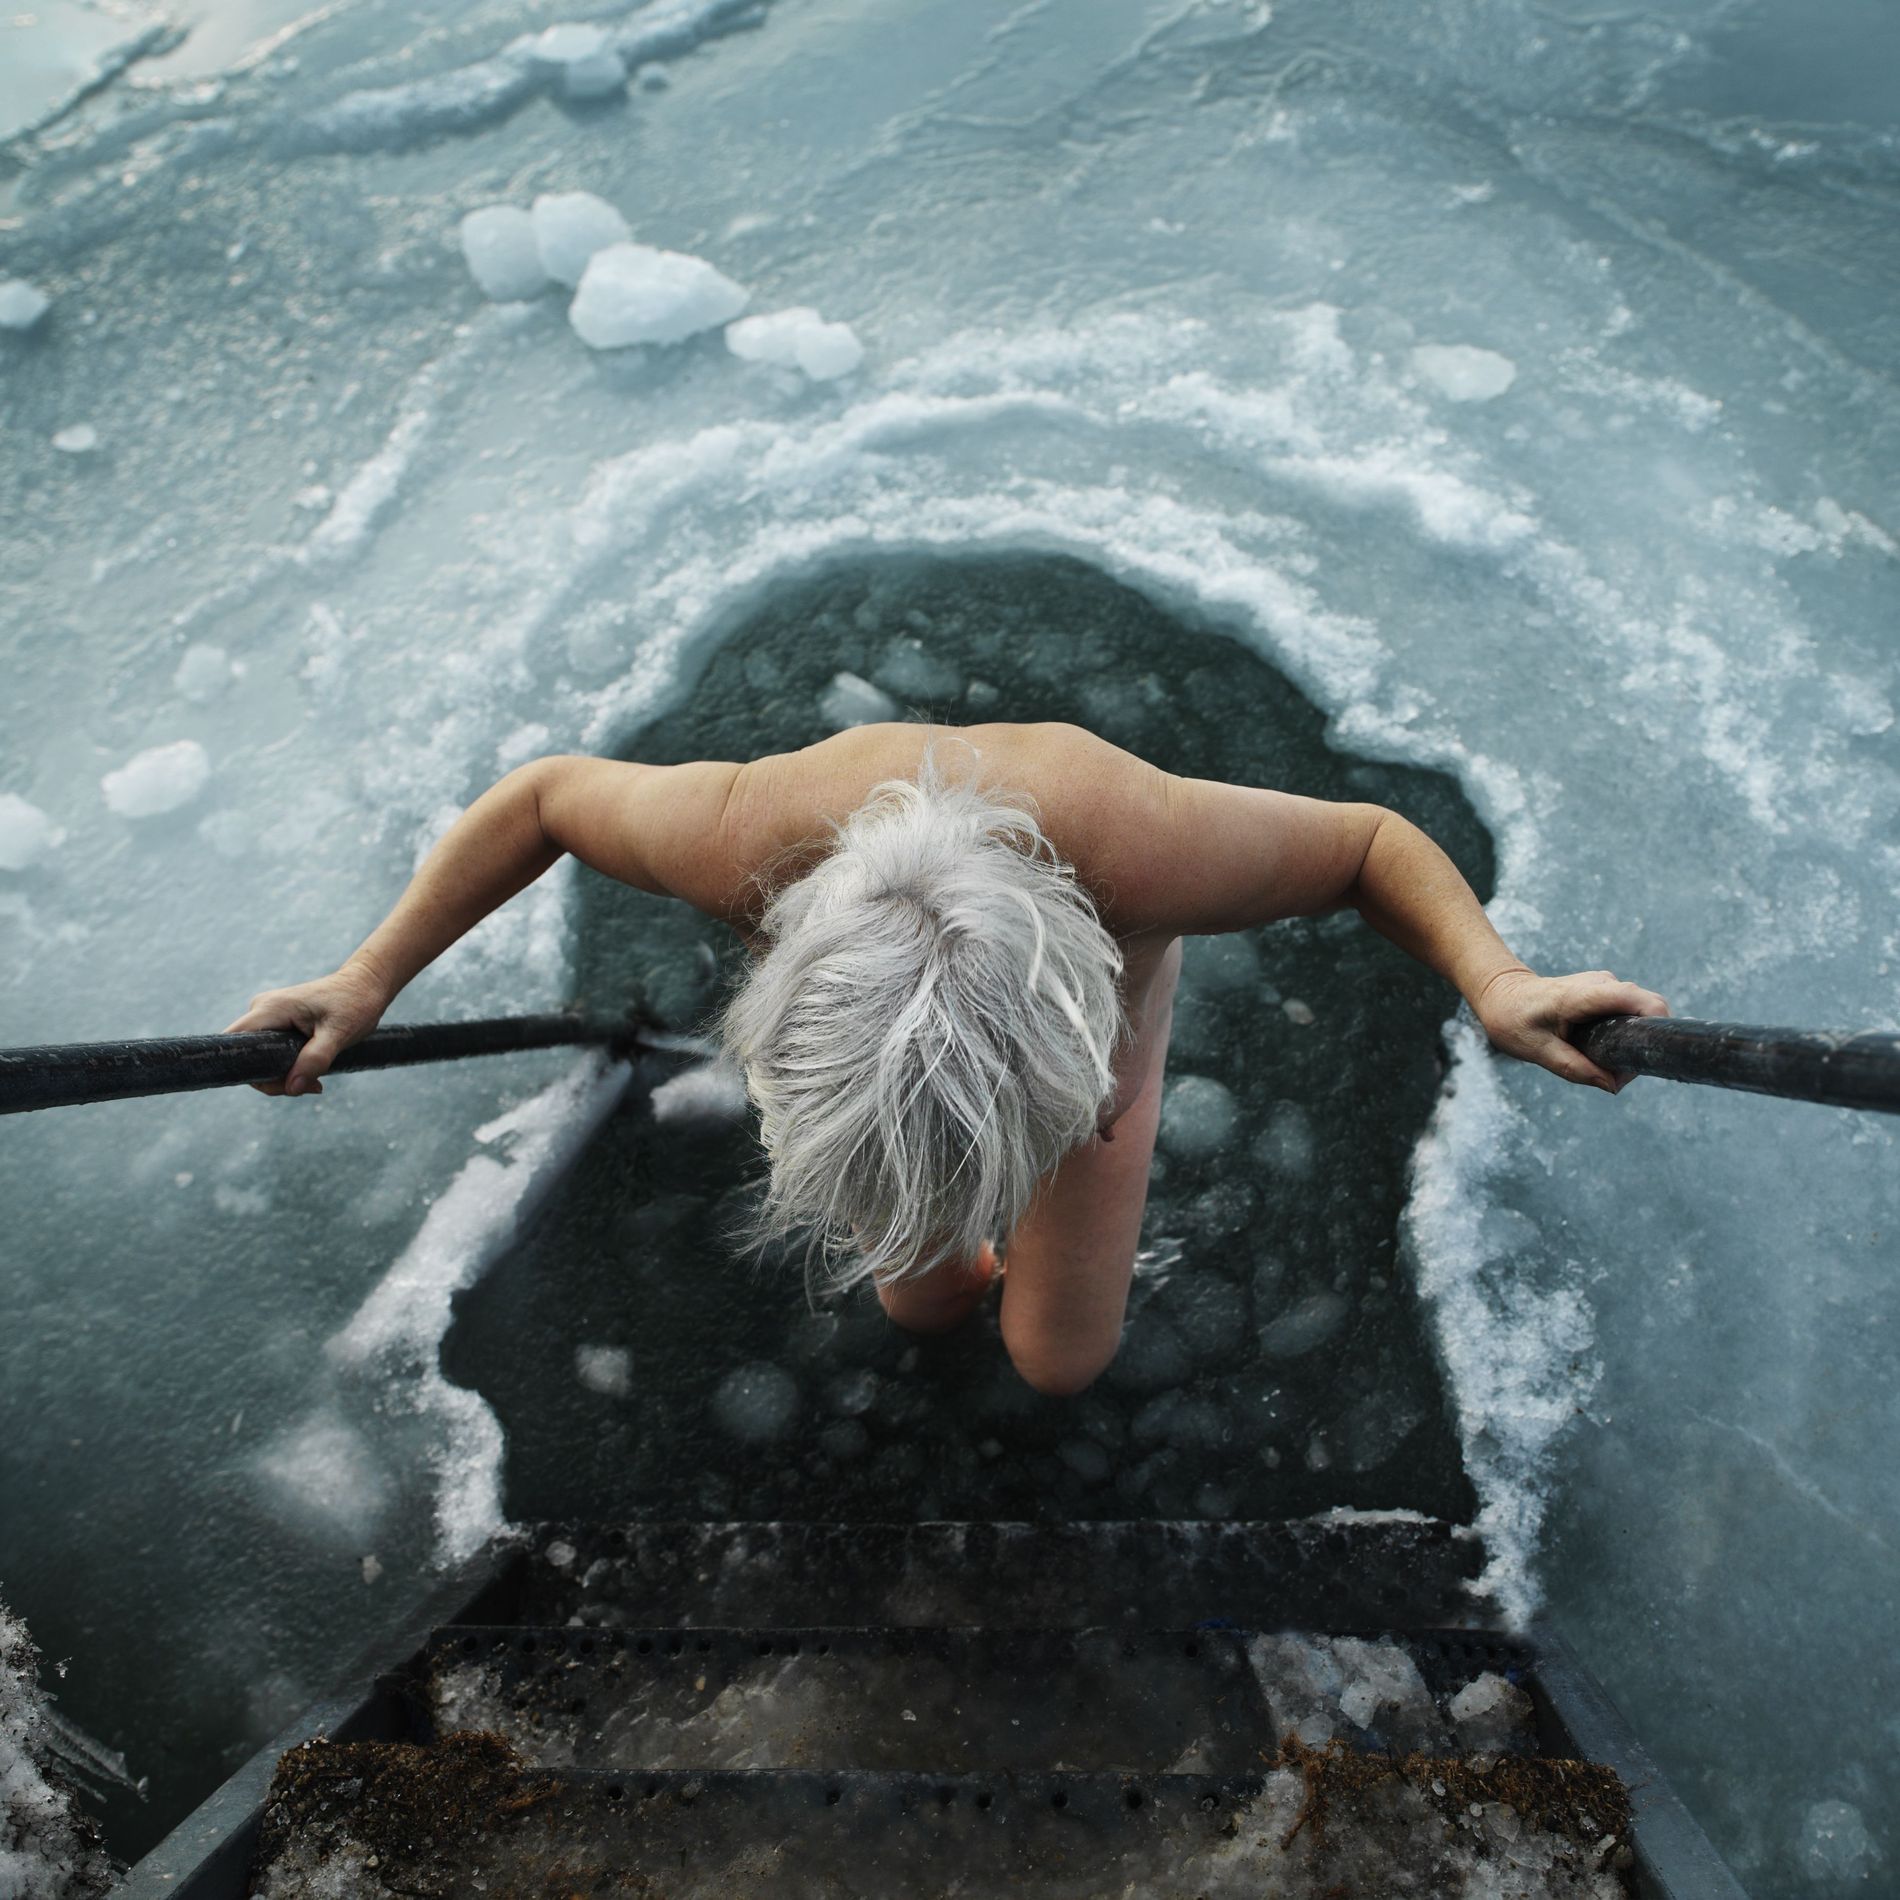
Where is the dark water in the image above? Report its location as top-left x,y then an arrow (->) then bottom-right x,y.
446,554 -> 1491,1530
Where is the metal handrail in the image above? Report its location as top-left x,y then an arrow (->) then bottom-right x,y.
0,1009 -> 1893,1118
0,1014 -> 680,1116
1572,1014 -> 1900,1115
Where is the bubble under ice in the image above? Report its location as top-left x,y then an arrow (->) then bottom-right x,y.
1,0 -> 1897,1890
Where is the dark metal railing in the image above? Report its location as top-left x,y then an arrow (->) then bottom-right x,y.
1572,1015 -> 1900,1116
0,1009 -> 1894,1118
0,1014 -> 679,1116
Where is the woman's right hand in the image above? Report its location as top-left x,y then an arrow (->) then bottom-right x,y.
221,962 -> 391,1097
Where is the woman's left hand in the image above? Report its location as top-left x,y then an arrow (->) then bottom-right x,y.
1475,966 -> 1671,1093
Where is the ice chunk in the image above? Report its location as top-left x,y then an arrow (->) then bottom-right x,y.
726,306 -> 864,381
173,642 -> 235,703
1411,342 -> 1517,402
534,190 -> 633,290
1158,1074 -> 1239,1159
0,794 -> 56,871
1258,1289 -> 1348,1359
459,205 -> 549,302
102,740 -> 210,818
0,279 -> 50,329
1448,1671 -> 1535,1753
649,1056 -> 749,1126
1181,933 -> 1259,992
820,670 -> 897,729
531,29 -> 628,102
253,1412 -> 390,1543
1797,1798 -> 1882,1883
873,635 -> 963,701
711,1362 -> 799,1443
1333,1638 -> 1446,1752
52,423 -> 98,454
570,241 -> 747,348
1255,1100 -> 1316,1177
636,62 -> 671,91
575,1344 -> 632,1398
532,22 -> 610,64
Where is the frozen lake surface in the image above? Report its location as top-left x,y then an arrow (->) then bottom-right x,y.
1,0 -> 1897,1891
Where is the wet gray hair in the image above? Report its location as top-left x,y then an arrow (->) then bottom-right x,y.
719,742 -> 1127,1295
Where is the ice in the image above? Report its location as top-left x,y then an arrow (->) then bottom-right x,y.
172,643 -> 234,703
0,280 -> 50,330
532,23 -> 610,65
1157,1073 -> 1239,1159
873,635 -> 963,702
575,1344 -> 632,1399
649,1056 -> 749,1125
569,241 -> 747,349
459,205 -> 549,303
532,190 -> 633,290
532,192 -> 634,292
252,1412 -> 391,1544
820,670 -> 897,729
711,1362 -> 800,1443
6,0 -> 1900,1886
0,1599 -> 113,1900
726,306 -> 865,381
1258,1289 -> 1349,1360
559,49 -> 629,100
50,424 -> 96,454
1449,1671 -> 1536,1754
1253,1100 -> 1316,1178
0,794 -> 57,872
1411,342 -> 1518,401
1796,1799 -> 1882,1884
100,739 -> 209,818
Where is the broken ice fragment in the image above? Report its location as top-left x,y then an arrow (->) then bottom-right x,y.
820,671 -> 896,730
1410,342 -> 1517,402
459,205 -> 549,302
102,740 -> 210,818
534,190 -> 633,290
569,241 -> 746,348
0,279 -> 51,329
0,794 -> 57,871
726,306 -> 864,381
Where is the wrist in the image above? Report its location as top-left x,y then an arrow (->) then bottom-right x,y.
1470,960 -> 1536,1025
341,948 -> 400,1010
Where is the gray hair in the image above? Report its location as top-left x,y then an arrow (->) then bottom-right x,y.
718,741 -> 1127,1296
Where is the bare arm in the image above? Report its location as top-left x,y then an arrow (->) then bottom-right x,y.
1131,771 -> 1668,1093
222,755 -> 743,1096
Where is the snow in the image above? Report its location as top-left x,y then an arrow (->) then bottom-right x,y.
0,1599 -> 113,1900
0,795 -> 57,872
726,306 -> 865,381
532,190 -> 632,290
819,670 -> 897,729
460,205 -> 549,303
100,739 -> 209,818
569,241 -> 747,348
0,280 -> 51,330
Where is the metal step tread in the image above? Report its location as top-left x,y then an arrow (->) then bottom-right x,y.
520,1512 -> 1488,1629
418,1622 -> 1539,1775
248,1745 -> 1640,1900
